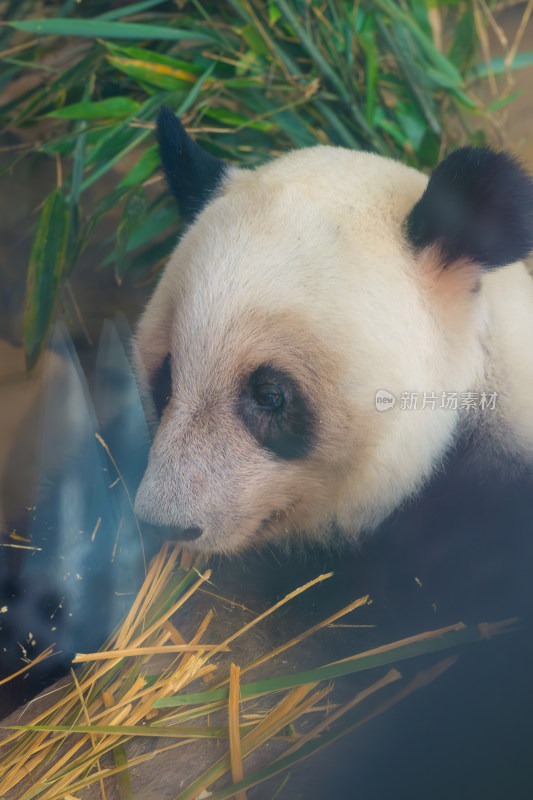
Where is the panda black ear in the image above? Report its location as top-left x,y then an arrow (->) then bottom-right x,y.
156,105 -> 227,220
406,147 -> 533,269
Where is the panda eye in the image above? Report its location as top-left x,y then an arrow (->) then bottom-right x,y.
238,365 -> 315,460
252,383 -> 284,411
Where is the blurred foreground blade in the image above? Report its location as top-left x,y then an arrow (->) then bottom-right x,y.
93,316 -> 159,597
18,322 -> 152,660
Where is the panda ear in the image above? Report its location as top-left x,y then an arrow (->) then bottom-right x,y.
156,105 -> 227,220
406,147 -> 533,269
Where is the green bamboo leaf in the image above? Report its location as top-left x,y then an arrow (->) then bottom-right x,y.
100,204 -> 178,268
487,91 -> 524,113
468,51 -> 533,79
204,106 -> 273,131
105,44 -> 203,90
107,55 -> 199,90
65,72 -> 91,282
96,0 -> 168,20
83,127 -> 153,191
112,743 -> 133,800
154,620 -> 513,709
7,18 -> 215,42
373,0 -> 464,85
420,67 -> 480,111
117,204 -> 177,253
315,102 -> 363,149
223,77 -> 266,88
73,186 -> 132,268
48,98 -> 141,119
85,118 -> 142,167
373,107 -> 408,149
241,23 -> 270,57
268,3 -> 282,25
449,87 -> 479,111
274,2 -> 348,103
359,29 -> 378,123
394,106 -> 426,150
448,5 -> 476,68
104,43 -> 203,74
205,692 -> 389,800
82,70 -> 213,192
270,108 -> 318,147
115,187 -> 148,282
376,16 -> 442,137
118,143 -> 160,188
23,190 -> 70,370
410,0 -> 432,38
6,722 -> 260,738
121,232 -> 176,275
416,128 -> 440,168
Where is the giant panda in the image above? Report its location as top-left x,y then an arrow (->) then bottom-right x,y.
129,108 -> 533,798
134,106 -> 533,553
2,107 -> 533,799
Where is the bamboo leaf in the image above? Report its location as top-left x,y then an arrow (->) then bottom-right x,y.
154,620 -> 514,709
468,51 -> 533,79
7,18 -> 215,42
373,0 -> 464,85
49,97 -> 141,119
108,55 -> 199,90
23,190 -> 70,370
115,187 -> 148,282
118,143 -> 160,187
448,5 -> 476,68
204,106 -> 273,131
487,91 -> 524,113
241,23 -> 271,58
96,0 -> 169,20
105,43 -> 203,74
72,186 -> 132,269
6,722 -> 265,738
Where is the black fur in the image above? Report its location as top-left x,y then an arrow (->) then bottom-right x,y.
150,352 -> 172,419
156,106 -> 226,220
238,366 -> 315,460
406,147 -> 533,269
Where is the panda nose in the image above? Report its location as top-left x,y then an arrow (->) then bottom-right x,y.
141,523 -> 204,542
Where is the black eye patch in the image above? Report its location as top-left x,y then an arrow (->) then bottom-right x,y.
238,366 -> 315,460
150,353 -> 172,418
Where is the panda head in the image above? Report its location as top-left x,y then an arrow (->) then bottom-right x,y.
133,106 -> 533,553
